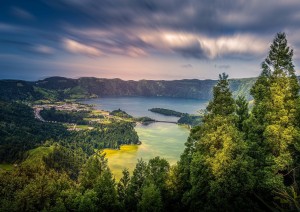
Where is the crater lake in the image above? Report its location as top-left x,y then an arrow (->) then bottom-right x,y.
80,96 -> 208,178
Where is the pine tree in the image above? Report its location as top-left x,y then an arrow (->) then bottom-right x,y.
147,157 -> 170,193
117,169 -> 130,208
206,72 -> 235,117
249,32 -> 300,193
235,95 -> 249,132
93,170 -> 119,211
182,73 -> 254,210
138,183 -> 162,212
126,159 -> 148,211
78,151 -> 109,190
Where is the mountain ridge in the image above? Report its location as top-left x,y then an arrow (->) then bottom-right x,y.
32,76 -> 257,100
0,76 -> 258,101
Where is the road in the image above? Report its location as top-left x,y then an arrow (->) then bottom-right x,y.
33,108 -> 46,122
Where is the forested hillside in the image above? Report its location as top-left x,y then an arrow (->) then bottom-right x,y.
35,76 -> 256,100
0,101 -> 67,162
0,103 -> 139,163
0,75 -> 258,101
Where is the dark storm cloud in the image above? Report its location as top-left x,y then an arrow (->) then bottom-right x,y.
0,0 -> 300,69
46,0 -> 300,59
172,42 -> 208,59
52,0 -> 300,34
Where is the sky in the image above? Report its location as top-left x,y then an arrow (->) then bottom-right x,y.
1,0 -> 300,81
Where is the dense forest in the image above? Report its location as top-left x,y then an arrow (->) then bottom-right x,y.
0,101 -> 67,162
1,33 -> 300,211
40,108 -> 90,124
177,114 -> 202,127
0,103 -> 139,163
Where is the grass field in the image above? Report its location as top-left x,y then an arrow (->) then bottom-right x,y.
76,125 -> 94,130
22,146 -> 54,166
0,163 -> 14,173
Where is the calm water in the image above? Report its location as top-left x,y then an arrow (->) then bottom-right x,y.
81,96 -> 207,122
80,97 -> 208,179
104,122 -> 189,179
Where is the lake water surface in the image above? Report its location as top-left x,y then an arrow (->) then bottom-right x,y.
80,97 -> 208,179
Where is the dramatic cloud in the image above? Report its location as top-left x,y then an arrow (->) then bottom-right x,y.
55,0 -> 300,35
0,0 -> 300,80
139,31 -> 268,59
68,27 -> 268,59
63,38 -> 103,56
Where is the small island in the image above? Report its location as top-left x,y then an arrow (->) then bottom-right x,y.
148,108 -> 186,117
148,107 -> 202,126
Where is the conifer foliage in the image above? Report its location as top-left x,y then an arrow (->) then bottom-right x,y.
249,33 -> 300,194
206,73 -> 236,117
181,73 -> 254,210
176,33 -> 300,210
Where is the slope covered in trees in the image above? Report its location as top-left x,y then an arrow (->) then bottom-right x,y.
0,76 -> 258,101
0,101 -> 67,162
35,77 -> 256,100
0,103 -> 139,163
173,32 -> 300,211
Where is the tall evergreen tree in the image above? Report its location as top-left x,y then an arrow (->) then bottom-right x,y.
236,95 -> 249,132
117,169 -> 130,208
93,170 -> 119,211
206,72 -> 236,117
181,73 -> 254,210
138,183 -> 162,212
79,151 -> 108,190
126,159 -> 148,211
249,32 -> 300,196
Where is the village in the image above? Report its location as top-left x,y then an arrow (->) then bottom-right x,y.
31,101 -> 137,131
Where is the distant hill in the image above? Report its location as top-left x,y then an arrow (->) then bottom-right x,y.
0,80 -> 43,101
34,76 -> 257,100
0,76 -> 261,101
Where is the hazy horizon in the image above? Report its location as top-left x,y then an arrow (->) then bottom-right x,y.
0,74 -> 260,82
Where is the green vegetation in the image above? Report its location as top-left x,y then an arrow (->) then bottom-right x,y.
40,107 -> 90,124
172,32 -> 300,211
110,109 -> 156,125
1,33 -> 300,211
0,101 -> 67,162
135,116 -> 155,124
22,146 -> 55,167
0,80 -> 44,101
177,114 -> 202,126
0,72 -> 266,102
109,109 -> 133,119
148,108 -> 202,126
0,101 -> 140,163
61,122 -> 140,153
0,163 -> 14,172
149,108 -> 185,117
